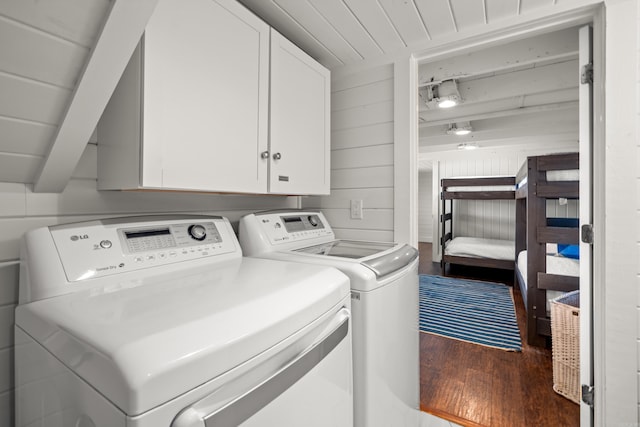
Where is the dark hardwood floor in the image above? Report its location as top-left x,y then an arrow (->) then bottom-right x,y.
418,242 -> 579,427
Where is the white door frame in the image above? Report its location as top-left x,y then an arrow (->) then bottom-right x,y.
394,4 -> 606,425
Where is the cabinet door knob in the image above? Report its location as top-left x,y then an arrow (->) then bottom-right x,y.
260,151 -> 270,159
273,152 -> 282,160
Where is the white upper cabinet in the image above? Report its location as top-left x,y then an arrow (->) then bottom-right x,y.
98,0 -> 330,195
99,0 -> 270,193
269,30 -> 330,195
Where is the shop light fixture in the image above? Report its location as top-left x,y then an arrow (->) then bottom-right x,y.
435,80 -> 462,108
447,121 -> 473,136
457,142 -> 479,150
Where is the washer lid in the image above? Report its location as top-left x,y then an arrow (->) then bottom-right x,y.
293,240 -> 395,259
294,240 -> 419,278
14,258 -> 349,417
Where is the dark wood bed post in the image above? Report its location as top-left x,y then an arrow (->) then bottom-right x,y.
440,181 -> 446,275
515,152 -> 581,347
527,157 -> 549,347
515,197 -> 526,288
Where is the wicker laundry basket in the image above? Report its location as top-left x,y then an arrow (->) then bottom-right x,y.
550,290 -> 580,404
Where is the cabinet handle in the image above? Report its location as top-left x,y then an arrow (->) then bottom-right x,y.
260,151 -> 269,159
273,152 -> 282,160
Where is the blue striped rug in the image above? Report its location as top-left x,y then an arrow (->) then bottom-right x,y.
419,275 -> 522,351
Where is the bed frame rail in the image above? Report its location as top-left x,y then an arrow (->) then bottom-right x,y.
442,176 -> 515,200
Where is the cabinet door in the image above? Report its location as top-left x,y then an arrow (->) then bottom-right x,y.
141,0 -> 270,193
269,30 -> 330,195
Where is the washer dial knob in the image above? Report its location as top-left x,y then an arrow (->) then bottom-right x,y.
188,224 -> 207,241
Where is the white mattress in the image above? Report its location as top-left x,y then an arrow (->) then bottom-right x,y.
445,237 -> 515,261
517,169 -> 579,188
447,185 -> 514,192
517,250 -> 580,312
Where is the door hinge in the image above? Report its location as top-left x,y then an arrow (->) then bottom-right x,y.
581,63 -> 593,85
581,224 -> 594,244
582,384 -> 594,407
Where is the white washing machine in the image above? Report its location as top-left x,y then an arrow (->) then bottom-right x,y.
15,215 -> 353,427
239,210 -> 420,427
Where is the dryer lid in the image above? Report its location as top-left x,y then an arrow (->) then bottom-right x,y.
15,257 -> 349,417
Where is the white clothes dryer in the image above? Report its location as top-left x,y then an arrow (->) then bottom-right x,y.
239,210 -> 420,427
15,215 -> 353,427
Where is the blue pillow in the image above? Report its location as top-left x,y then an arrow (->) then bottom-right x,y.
557,244 -> 579,259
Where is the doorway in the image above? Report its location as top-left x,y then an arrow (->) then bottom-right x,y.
408,15 -> 602,426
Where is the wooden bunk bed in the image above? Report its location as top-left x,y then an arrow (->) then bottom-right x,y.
440,176 -> 516,275
515,152 -> 580,347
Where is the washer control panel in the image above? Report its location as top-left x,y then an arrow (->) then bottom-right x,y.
254,212 -> 333,245
50,217 -> 237,282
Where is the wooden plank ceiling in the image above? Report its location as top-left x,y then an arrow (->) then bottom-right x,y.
0,0 -> 580,189
237,0 -> 563,68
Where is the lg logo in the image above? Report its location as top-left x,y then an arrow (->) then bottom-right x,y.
70,234 -> 89,241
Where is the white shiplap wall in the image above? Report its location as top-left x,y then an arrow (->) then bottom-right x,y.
0,140 -> 296,426
637,3 -> 640,421
637,4 -> 640,422
303,64 -> 395,242
603,0 -> 640,423
418,170 -> 433,242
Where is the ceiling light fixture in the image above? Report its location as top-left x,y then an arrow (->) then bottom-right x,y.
457,142 -> 479,150
420,79 -> 464,109
435,80 -> 462,108
447,121 -> 473,136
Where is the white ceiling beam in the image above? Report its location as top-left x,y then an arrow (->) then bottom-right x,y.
419,132 -> 579,153
419,61 -> 578,113
33,0 -> 159,193
418,26 -> 579,84
419,86 -> 577,120
458,59 -> 578,103
419,100 -> 578,128
419,119 -> 577,147
420,108 -> 578,136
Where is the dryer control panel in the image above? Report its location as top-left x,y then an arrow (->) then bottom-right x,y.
48,216 -> 238,282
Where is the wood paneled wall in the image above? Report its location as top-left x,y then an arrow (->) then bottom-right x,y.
0,141 -> 296,426
605,0 -> 640,422
418,170 -> 433,242
303,64 -> 394,242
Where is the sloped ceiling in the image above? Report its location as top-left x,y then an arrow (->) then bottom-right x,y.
0,0 -> 156,191
0,0 -> 110,183
0,0 -> 586,189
